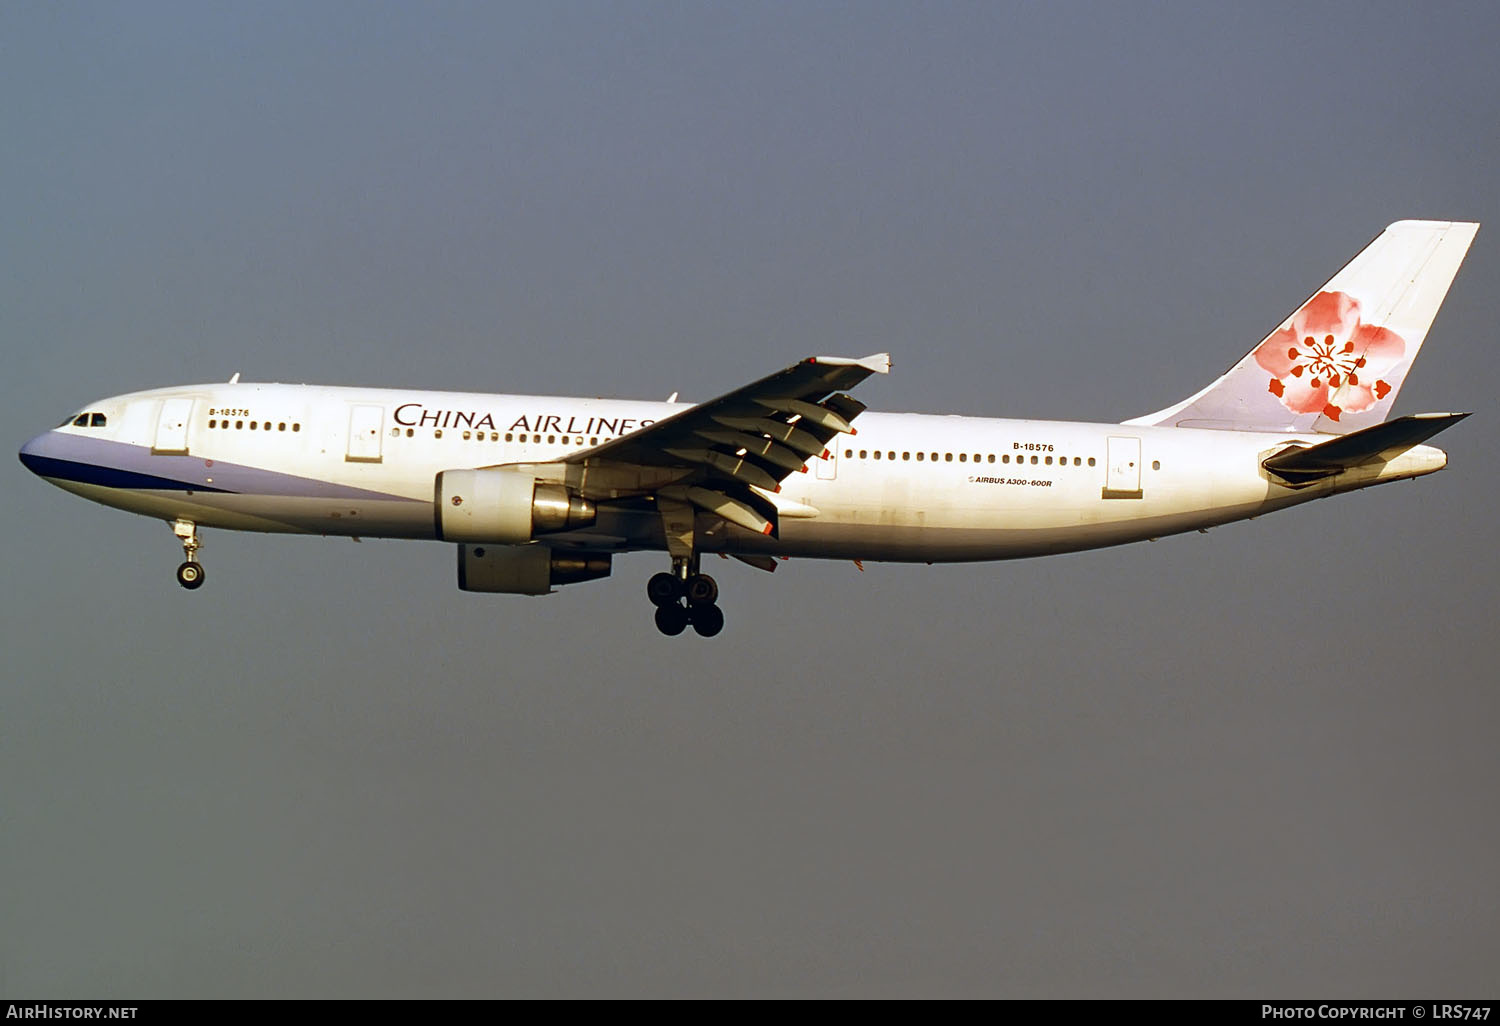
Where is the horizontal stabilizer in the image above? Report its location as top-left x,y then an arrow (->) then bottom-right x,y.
1262,412 -> 1469,483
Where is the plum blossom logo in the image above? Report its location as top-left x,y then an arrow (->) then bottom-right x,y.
1253,291 -> 1405,422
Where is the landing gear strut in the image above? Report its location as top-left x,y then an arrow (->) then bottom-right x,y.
647,556 -> 723,637
171,518 -> 205,590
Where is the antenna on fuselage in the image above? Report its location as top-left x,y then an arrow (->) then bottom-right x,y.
228,372 -> 241,384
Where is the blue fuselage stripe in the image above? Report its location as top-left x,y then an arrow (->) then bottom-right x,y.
19,452 -> 231,493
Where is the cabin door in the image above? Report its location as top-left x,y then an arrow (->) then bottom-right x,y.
816,440 -> 839,480
346,405 -> 385,463
153,398 -> 195,454
1102,435 -> 1143,499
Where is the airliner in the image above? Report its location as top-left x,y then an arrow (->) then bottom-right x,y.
19,220 -> 1478,637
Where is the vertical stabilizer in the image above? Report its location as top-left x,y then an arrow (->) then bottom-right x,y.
1126,220 -> 1478,433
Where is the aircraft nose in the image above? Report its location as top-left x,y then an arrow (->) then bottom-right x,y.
18,431 -> 53,477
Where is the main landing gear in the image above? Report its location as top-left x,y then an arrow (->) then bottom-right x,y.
171,518 -> 205,590
647,557 -> 724,638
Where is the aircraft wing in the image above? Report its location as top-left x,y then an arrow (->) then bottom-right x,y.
560,353 -> 890,536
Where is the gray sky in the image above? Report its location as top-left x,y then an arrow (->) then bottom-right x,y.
3,1 -> 1497,998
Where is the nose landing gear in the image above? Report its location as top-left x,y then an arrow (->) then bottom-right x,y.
647,558 -> 723,638
171,518 -> 206,590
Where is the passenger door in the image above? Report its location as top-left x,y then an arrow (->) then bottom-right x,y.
346,404 -> 384,463
152,398 -> 195,455
1102,435 -> 1143,499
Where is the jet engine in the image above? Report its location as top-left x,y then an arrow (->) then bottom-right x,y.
435,467 -> 595,544
457,544 -> 612,595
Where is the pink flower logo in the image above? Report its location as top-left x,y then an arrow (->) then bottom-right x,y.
1253,291 -> 1406,422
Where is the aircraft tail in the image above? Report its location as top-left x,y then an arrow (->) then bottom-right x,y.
1125,220 -> 1479,434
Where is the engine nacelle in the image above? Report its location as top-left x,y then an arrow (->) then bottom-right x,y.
436,468 -> 596,544
457,544 -> 612,595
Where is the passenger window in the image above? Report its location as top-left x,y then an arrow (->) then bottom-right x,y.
1030,455 -> 1038,464
987,454 -> 995,463
1152,460 -> 1161,470
279,423 -> 287,431
859,450 -> 868,459
210,420 -> 219,429
435,429 -> 443,439
505,433 -> 514,442
293,423 -> 301,432
916,452 -> 924,461
1002,454 -> 1010,463
406,428 -> 414,437
874,450 -> 881,460
845,449 -> 853,459
235,420 -> 243,429
1087,457 -> 1095,466
1045,456 -> 1052,465
1074,457 -> 1081,466
944,453 -> 952,462
902,452 -> 910,461
590,437 -> 598,446
959,453 -> 967,462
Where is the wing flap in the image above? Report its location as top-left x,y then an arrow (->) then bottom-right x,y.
663,485 -> 778,536
710,416 -> 828,458
752,397 -> 854,434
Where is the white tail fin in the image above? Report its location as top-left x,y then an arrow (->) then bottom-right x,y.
1126,220 -> 1479,433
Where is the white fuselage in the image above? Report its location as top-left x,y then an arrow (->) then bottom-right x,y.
21,382 -> 1448,563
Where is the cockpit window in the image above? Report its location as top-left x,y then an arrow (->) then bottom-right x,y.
66,412 -> 107,428
72,414 -> 89,427
90,413 -> 107,427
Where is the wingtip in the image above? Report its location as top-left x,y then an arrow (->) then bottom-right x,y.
808,353 -> 891,374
